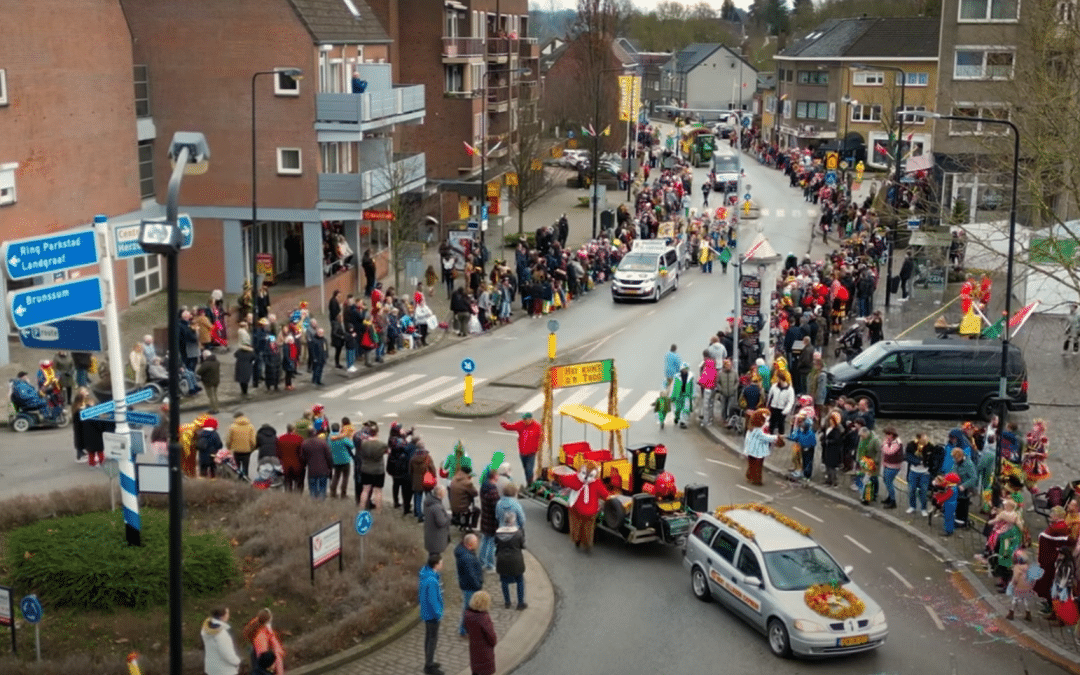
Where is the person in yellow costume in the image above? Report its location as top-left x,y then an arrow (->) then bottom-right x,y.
771,356 -> 790,388
180,412 -> 212,477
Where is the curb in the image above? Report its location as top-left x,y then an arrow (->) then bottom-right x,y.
290,607 -> 422,675
701,423 -> 1080,674
431,399 -> 517,419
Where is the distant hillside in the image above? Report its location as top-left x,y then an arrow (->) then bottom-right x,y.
529,8 -> 576,43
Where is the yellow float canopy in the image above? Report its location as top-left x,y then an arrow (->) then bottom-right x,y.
557,404 -> 630,431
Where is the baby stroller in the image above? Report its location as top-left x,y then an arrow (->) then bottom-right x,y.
834,323 -> 864,361
252,456 -> 284,490
214,449 -> 251,483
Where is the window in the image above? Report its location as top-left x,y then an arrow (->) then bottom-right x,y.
133,65 -> 150,117
948,104 -> 1011,134
783,99 -> 792,119
468,63 -> 485,93
137,141 -> 154,200
852,71 -> 883,86
0,162 -> 16,206
899,105 -> 928,124
277,148 -> 302,175
692,520 -> 719,544
1059,0 -> 1078,22
850,104 -> 882,122
274,68 -> 300,96
795,100 -> 828,120
445,64 -> 464,94
870,133 -> 925,168
896,72 -> 930,87
735,546 -> 762,579
955,48 -> 1014,80
131,252 -> 162,300
797,70 -> 828,85
0,68 -> 7,106
711,531 -> 739,563
785,69 -> 793,82
959,0 -> 1020,21
879,352 -> 913,375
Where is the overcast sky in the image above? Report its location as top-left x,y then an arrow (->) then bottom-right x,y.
540,0 -> 756,11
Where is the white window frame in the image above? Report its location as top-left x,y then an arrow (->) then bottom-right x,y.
954,47 -> 1015,80
868,132 -> 928,170
795,100 -> 828,120
850,104 -> 882,122
1059,0 -> 1078,22
131,253 -> 163,301
274,67 -> 301,96
898,105 -> 928,124
852,71 -> 883,86
277,148 -> 302,175
958,0 -> 1020,23
0,162 -> 16,206
0,69 -> 7,106
947,103 -> 1011,135
896,72 -> 930,87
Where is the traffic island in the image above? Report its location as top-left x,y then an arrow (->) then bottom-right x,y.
432,397 -> 517,418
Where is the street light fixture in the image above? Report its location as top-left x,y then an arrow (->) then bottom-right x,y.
251,68 -> 302,298
139,130 -> 210,675
908,108 -> 1020,506
852,63 -> 906,310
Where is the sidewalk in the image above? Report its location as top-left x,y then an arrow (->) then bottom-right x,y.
293,549 -> 554,675
702,422 -> 1080,674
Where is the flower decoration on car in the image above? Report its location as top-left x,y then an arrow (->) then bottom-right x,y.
804,581 -> 865,620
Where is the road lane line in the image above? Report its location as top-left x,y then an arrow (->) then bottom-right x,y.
488,431 -> 516,437
584,386 -> 630,411
435,416 -> 471,423
924,604 -> 946,631
558,386 -> 597,409
625,390 -> 659,422
416,424 -> 455,430
349,373 -> 425,401
322,371 -> 395,399
792,506 -> 824,523
415,377 -> 487,405
887,566 -> 915,591
581,327 -> 626,359
735,484 -> 769,500
516,391 -> 546,414
695,471 -> 708,477
646,309 -> 657,316
705,458 -> 741,470
918,545 -> 945,563
844,534 -> 872,554
386,375 -> 455,403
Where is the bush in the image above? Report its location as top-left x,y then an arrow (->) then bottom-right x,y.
504,232 -> 536,248
6,509 -> 239,611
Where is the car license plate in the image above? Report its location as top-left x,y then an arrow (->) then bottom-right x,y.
838,635 -> 869,647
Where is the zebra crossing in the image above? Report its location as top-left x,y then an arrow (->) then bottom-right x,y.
758,207 -> 818,219
321,371 -> 662,422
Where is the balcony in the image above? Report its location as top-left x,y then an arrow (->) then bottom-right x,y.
315,85 -> 426,134
518,37 -> 539,59
318,153 -> 427,207
486,84 -> 510,112
443,37 -> 485,60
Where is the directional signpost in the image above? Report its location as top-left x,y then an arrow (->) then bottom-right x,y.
4,229 -> 99,281
79,387 -> 157,420
461,358 -> 475,406
18,318 -> 105,352
8,276 -> 103,330
355,510 -> 373,567
19,594 -> 42,661
113,215 -> 193,259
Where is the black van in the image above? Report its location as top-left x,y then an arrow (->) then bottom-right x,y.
826,340 -> 1029,420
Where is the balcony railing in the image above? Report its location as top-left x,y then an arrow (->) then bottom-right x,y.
315,86 -> 425,127
318,154 -> 426,204
518,37 -> 539,59
443,37 -> 485,58
487,37 -> 510,56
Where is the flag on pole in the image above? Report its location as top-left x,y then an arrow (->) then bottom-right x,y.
581,126 -> 592,137
1009,300 -> 1040,336
602,125 -> 611,136
463,141 -> 477,156
981,317 -> 1005,339
958,308 -> 982,335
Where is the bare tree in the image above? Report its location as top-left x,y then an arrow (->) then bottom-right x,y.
375,142 -> 424,291
507,105 -> 556,236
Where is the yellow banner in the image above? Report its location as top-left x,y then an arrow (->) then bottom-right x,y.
618,75 -> 642,122
458,197 -> 470,220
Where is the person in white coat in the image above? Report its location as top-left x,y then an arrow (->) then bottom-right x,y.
765,377 -> 795,435
201,607 -> 242,675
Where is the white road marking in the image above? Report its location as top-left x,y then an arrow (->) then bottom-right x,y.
695,471 -> 708,477
517,392 -> 546,414
382,412 -> 398,417
792,506 -> 824,523
776,208 -> 786,218
435,416 -> 471,423
705,458 -> 741,470
416,424 -> 455,430
581,327 -> 626,359
760,208 -> 771,217
844,534 -> 872,554
625,390 -> 660,422
350,373 -> 425,401
558,386 -> 598,409
322,371 -> 395,399
791,209 -> 801,218
685,281 -> 694,287
735,484 -> 770,500
887,566 -> 915,591
385,375 -> 455,403
415,377 -> 487,405
488,430 -> 517,437
924,604 -> 946,631
646,309 -> 657,316
918,545 -> 945,563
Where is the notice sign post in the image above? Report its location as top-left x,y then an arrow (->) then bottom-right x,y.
309,521 -> 343,584
0,585 -> 14,655
549,359 -> 614,389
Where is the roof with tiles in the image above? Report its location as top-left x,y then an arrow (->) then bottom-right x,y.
779,16 -> 938,60
286,0 -> 390,44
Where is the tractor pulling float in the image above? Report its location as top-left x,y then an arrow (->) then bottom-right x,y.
524,358 -> 709,546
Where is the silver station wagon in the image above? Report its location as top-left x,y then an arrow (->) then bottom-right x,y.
682,505 -> 888,658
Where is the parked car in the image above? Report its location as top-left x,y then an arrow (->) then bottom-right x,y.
683,505 -> 887,658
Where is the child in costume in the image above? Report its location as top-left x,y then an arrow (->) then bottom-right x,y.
857,456 -> 878,505
653,380 -> 673,430
441,440 -> 473,480
1021,419 -> 1051,498
1007,549 -> 1037,621
555,460 -> 609,551
671,363 -> 695,429
933,472 -> 962,536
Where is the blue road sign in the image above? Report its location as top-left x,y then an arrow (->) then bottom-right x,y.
20,595 -> 42,624
547,319 -> 560,333
125,387 -> 156,406
18,318 -> 105,352
126,411 -> 161,426
78,388 -> 156,421
8,276 -> 103,330
744,193 -> 752,202
4,228 -> 99,281
114,214 -> 193,259
354,510 -> 373,536
461,358 -> 476,374
742,116 -> 751,128
825,170 -> 838,187
80,400 -> 115,420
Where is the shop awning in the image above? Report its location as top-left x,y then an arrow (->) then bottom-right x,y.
558,404 -> 630,431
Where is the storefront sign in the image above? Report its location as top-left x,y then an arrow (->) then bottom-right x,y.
255,253 -> 275,284
309,521 -> 343,583
550,359 -> 614,389
362,210 -> 393,221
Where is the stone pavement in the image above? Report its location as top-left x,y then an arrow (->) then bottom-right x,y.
293,548 -> 553,675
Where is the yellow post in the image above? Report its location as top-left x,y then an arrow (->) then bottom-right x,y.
547,332 -> 557,361
127,653 -> 141,675
463,374 -> 474,406
743,199 -> 751,215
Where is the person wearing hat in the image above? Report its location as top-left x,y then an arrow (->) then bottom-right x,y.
743,409 -> 781,486
196,418 -> 224,478
196,350 -> 222,413
500,413 -> 542,487
671,362 -> 695,429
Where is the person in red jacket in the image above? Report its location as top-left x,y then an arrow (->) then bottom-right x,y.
499,412 -> 542,487
276,423 -> 305,492
555,460 -> 608,551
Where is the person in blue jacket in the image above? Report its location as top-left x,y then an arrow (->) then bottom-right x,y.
940,428 -> 973,474
418,553 -> 445,675
788,415 -> 818,482
9,372 -> 50,416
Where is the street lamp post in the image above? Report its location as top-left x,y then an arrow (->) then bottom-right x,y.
251,68 -> 301,299
591,66 -> 635,239
911,110 -> 1019,505
853,64 -> 906,310
477,66 -> 529,250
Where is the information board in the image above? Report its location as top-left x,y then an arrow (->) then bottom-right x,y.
550,359 -> 614,389
309,521 -> 343,582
